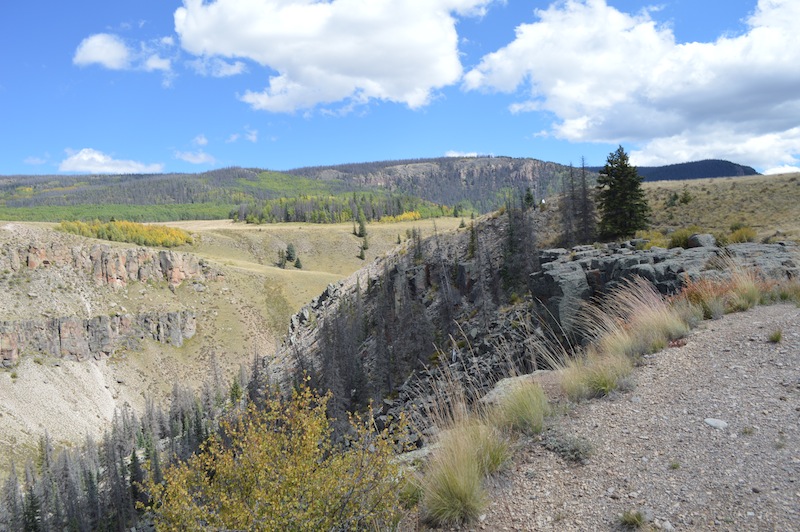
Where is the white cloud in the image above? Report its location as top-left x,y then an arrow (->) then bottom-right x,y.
764,165 -> 800,175
464,0 -> 800,171
73,33 -> 131,70
73,33 -> 176,86
59,148 -> 163,174
244,127 -> 258,143
24,156 -> 47,165
193,134 -> 208,146
188,57 -> 247,77
226,133 -> 240,143
144,54 -> 171,72
445,150 -> 478,157
174,0 -> 496,112
175,150 -> 216,164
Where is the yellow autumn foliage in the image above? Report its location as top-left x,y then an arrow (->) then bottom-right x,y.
144,384 -> 406,531
58,220 -> 193,247
379,210 -> 422,223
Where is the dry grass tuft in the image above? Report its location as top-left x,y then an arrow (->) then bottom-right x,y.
493,381 -> 550,434
561,350 -> 633,401
419,430 -> 489,526
581,277 -> 690,359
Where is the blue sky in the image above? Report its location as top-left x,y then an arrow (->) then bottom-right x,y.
2,0 -> 799,176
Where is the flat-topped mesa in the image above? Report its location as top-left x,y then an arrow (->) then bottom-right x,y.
0,242 -> 220,287
0,310 -> 196,367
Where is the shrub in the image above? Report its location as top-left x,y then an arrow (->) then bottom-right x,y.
680,277 -> 730,319
619,509 -> 645,529
668,225 -> 702,249
768,329 -> 782,343
542,431 -> 594,462
729,226 -> 757,243
634,229 -> 668,250
144,384 -> 405,531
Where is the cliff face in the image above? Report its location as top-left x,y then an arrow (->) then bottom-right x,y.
290,156 -> 575,210
0,236 -> 217,366
0,241 -> 217,288
0,311 -> 195,366
264,215 -> 798,433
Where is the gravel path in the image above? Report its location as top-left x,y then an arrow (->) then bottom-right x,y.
466,304 -> 800,531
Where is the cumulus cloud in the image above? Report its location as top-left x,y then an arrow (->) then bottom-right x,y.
59,148 -> 163,174
174,0 -> 495,112
73,33 -> 176,85
175,150 -> 216,164
193,134 -> 208,146
73,34 -> 131,69
464,0 -> 800,170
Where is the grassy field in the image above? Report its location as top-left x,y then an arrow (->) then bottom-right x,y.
164,217 -> 464,312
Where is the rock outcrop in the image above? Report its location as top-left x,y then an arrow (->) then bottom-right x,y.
0,311 -> 195,366
530,240 -> 798,336
0,242 -> 218,288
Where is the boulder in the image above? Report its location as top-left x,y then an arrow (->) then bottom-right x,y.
687,233 -> 717,248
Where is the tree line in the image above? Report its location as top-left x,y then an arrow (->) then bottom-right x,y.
230,192 -> 457,225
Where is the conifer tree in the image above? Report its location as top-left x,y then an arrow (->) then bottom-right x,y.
596,146 -> 649,239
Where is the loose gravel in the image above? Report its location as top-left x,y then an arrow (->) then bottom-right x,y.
459,304 -> 800,531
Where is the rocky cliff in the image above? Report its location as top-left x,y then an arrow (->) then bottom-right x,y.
288,156 -> 575,210
0,311 -> 196,366
531,238 -> 799,337
0,241 -> 218,288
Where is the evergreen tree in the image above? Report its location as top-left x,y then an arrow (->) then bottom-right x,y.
596,146 -> 649,239
294,257 -> 302,269
285,243 -> 296,263
523,187 -> 535,210
1,462 -> 23,531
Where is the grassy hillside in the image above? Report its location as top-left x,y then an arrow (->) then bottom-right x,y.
643,172 -> 800,240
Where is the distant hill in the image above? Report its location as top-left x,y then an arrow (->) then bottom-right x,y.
2,157 -> 758,223
0,157 -> 582,221
588,159 -> 759,182
285,156 -> 578,211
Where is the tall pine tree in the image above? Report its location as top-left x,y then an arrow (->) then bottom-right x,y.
596,146 -> 649,239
